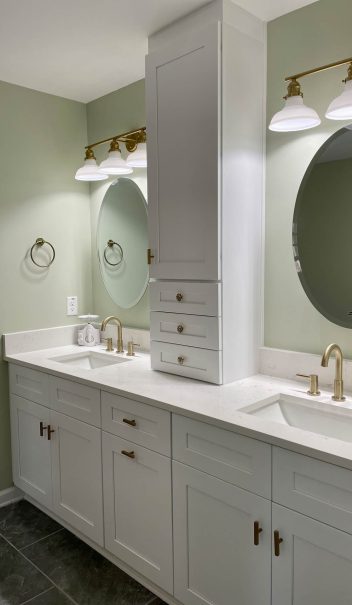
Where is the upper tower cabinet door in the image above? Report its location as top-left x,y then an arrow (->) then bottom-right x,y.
146,24 -> 221,280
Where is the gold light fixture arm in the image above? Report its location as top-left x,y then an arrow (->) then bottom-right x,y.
285,57 -> 352,82
85,126 -> 146,151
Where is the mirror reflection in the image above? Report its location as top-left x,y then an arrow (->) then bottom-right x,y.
97,178 -> 148,309
293,126 -> 352,327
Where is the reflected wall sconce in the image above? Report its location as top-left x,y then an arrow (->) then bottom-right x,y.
75,127 -> 146,181
269,57 -> 352,133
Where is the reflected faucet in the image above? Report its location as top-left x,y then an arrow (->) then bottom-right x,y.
101,316 -> 124,353
321,343 -> 345,401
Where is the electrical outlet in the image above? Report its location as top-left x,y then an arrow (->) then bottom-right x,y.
67,296 -> 78,316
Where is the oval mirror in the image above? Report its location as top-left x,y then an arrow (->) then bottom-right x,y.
293,125 -> 352,327
97,178 -> 148,309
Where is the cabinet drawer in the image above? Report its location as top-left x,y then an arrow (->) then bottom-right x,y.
273,447 -> 352,534
151,312 -> 221,350
173,414 -> 271,498
101,391 -> 170,456
49,377 -> 101,427
151,341 -> 222,384
150,281 -> 221,316
9,364 -> 50,406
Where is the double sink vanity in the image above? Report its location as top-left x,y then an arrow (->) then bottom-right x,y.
5,326 -> 352,605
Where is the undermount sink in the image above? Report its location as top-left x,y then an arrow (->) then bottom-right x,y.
50,351 -> 130,370
242,394 -> 352,443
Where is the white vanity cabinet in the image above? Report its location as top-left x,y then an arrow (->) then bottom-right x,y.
146,5 -> 265,384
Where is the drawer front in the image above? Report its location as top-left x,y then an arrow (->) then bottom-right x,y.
273,447 -> 352,534
151,312 -> 221,350
173,414 -> 271,498
150,281 -> 221,316
101,391 -> 171,456
49,377 -> 101,427
151,341 -> 222,384
9,364 -> 50,406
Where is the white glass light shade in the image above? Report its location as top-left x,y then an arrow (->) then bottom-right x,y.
325,80 -> 352,120
99,150 -> 133,175
126,143 -> 147,167
269,96 -> 321,132
75,158 -> 108,181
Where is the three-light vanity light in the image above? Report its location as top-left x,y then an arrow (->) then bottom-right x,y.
269,57 -> 352,132
75,127 -> 147,181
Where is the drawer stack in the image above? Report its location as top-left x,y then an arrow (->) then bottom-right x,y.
150,281 -> 222,384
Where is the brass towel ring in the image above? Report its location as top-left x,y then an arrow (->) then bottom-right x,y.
103,239 -> 123,267
30,237 -> 56,268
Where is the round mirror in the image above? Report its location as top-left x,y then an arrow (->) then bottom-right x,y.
293,126 -> 352,327
97,178 -> 148,309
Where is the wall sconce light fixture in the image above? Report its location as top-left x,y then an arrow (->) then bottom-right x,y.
269,57 -> 352,132
75,127 -> 146,181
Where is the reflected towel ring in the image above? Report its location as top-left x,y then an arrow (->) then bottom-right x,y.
103,239 -> 124,267
30,237 -> 56,268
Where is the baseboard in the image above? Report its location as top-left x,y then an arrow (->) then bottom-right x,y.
0,486 -> 23,508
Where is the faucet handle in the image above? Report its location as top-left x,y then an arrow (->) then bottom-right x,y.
127,341 -> 140,356
102,337 -> 113,352
296,373 -> 320,396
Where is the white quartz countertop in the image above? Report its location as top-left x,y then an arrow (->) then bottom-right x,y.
6,344 -> 352,470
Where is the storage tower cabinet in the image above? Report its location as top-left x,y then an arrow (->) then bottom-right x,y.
146,0 -> 265,384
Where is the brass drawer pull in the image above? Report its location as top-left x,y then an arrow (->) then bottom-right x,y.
176,292 -> 183,302
254,521 -> 263,546
177,324 -> 184,333
122,418 -> 137,427
274,530 -> 283,556
177,356 -> 185,365
121,450 -> 135,459
39,421 -> 47,437
47,425 -> 55,441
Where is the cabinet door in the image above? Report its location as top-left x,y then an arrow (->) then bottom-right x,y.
173,461 -> 271,605
102,433 -> 173,593
10,395 -> 52,508
50,411 -> 103,546
272,503 -> 352,605
146,24 -> 221,280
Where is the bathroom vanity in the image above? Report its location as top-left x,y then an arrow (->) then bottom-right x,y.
6,333 -> 352,605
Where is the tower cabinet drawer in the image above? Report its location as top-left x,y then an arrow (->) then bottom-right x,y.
101,391 -> 171,456
273,447 -> 352,534
49,376 -> 101,427
151,341 -> 222,384
150,281 -> 221,316
173,414 -> 271,498
9,364 -> 50,406
151,312 -> 221,350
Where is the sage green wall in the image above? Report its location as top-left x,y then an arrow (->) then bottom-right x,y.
265,0 -> 352,356
87,79 -> 149,329
0,81 -> 91,490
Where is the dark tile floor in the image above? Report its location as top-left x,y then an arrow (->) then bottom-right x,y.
0,500 -> 167,605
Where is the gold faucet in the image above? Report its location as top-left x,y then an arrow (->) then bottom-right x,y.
101,316 -> 124,353
321,343 -> 345,401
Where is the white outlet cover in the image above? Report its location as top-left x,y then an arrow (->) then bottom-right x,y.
67,296 -> 78,316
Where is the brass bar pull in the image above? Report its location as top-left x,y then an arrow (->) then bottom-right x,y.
122,418 -> 137,427
254,521 -> 263,546
39,421 -> 47,437
274,530 -> 283,556
121,450 -> 135,459
47,425 -> 55,441
147,249 -> 154,265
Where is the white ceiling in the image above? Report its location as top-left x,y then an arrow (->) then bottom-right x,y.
0,0 -> 318,103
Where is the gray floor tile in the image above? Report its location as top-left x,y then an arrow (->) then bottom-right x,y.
20,587 -> 74,604
0,536 -> 51,605
23,529 -> 155,605
0,501 -> 62,550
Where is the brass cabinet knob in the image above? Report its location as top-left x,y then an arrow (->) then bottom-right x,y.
47,425 -> 55,441
121,450 -> 135,459
39,421 -> 47,437
176,292 -> 183,302
177,324 -> 184,333
177,356 -> 185,365
274,530 -> 283,557
254,521 -> 263,546
122,418 -> 137,427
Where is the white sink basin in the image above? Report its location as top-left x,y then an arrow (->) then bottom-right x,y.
50,351 -> 130,370
242,394 -> 352,443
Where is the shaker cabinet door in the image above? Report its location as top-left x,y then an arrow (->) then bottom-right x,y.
146,24 -> 221,280
272,503 -> 352,605
173,461 -> 271,605
10,395 -> 52,508
102,432 -> 173,593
